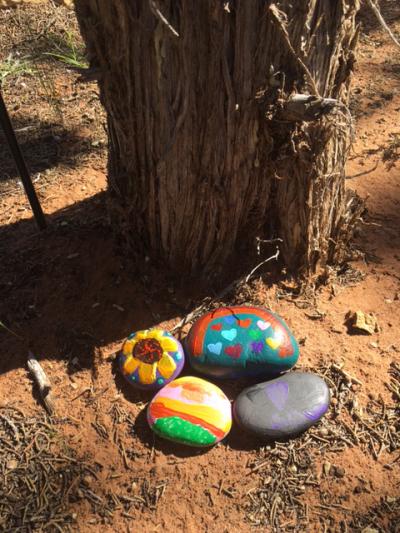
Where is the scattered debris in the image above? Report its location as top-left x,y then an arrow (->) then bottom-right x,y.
0,407 -> 94,531
305,309 -> 326,321
346,310 -> 378,335
245,361 -> 399,529
351,497 -> 399,531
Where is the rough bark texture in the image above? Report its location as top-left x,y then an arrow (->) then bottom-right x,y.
75,0 -> 362,276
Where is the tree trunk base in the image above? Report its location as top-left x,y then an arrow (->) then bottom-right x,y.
75,0 -> 362,278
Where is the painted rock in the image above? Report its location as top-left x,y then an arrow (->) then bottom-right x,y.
233,372 -> 330,439
185,306 -> 299,379
119,329 -> 184,390
147,376 -> 232,447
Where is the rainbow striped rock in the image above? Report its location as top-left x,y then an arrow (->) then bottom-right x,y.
119,329 -> 184,390
185,306 -> 299,379
147,376 -> 232,447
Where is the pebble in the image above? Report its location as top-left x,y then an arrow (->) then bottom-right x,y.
185,306 -> 299,379
147,376 -> 232,447
233,372 -> 330,439
119,329 -> 184,390
323,462 -> 332,476
334,466 -> 346,478
82,475 -> 94,486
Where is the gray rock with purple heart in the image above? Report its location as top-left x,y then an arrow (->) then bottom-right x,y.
233,372 -> 330,439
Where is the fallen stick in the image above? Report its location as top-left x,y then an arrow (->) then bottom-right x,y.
365,0 -> 400,49
331,363 -> 363,385
27,352 -> 55,415
171,248 -> 280,334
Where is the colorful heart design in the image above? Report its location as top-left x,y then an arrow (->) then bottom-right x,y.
221,329 -> 237,341
249,329 -> 262,340
266,381 -> 289,411
224,315 -> 236,325
237,318 -> 251,328
257,320 -> 271,331
224,344 -> 242,359
250,341 -> 264,353
211,323 -> 223,331
279,344 -> 294,358
207,342 -> 222,355
266,337 -> 281,350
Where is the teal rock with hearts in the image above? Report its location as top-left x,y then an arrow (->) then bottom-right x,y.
185,306 -> 299,379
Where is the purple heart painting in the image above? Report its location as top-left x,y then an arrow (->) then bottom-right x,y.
303,402 -> 328,421
233,373 -> 330,439
250,341 -> 264,354
265,381 -> 289,411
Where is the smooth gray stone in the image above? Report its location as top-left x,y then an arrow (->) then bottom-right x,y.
233,372 -> 330,439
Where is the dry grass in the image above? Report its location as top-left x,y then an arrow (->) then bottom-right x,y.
383,133 -> 400,168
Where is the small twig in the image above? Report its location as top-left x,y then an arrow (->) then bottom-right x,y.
346,160 -> 379,179
365,0 -> 400,49
149,0 -> 179,37
245,248 -> 280,283
269,4 -> 319,96
0,320 -> 23,340
171,248 -> 280,334
331,363 -> 363,385
277,94 -> 339,122
27,352 -> 55,415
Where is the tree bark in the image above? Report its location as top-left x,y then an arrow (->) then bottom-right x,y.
75,0 -> 362,277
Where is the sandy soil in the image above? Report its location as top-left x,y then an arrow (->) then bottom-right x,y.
0,3 -> 399,532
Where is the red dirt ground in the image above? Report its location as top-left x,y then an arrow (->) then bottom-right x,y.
0,3 -> 399,532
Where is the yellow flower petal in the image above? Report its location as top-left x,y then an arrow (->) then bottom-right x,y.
123,339 -> 135,356
147,329 -> 164,341
157,353 -> 176,379
135,331 -> 148,341
160,337 -> 178,352
138,362 -> 157,384
123,356 -> 140,375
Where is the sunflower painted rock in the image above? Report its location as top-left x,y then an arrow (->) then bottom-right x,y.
119,329 -> 184,390
233,373 -> 330,439
147,376 -> 232,447
185,306 -> 299,379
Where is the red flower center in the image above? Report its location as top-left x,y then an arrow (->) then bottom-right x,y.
133,338 -> 163,364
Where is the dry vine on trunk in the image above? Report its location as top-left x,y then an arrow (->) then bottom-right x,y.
75,0 -> 363,277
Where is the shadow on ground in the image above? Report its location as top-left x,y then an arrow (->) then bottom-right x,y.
0,192 -> 184,374
357,0 -> 400,33
0,190 -> 285,378
0,116 -> 104,181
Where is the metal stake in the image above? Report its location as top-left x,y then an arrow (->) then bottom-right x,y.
0,87 -> 47,230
